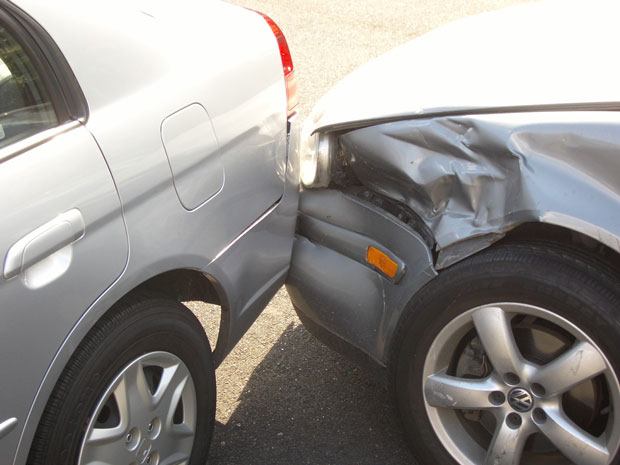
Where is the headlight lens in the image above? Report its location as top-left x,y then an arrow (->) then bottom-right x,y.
300,131 -> 318,186
300,130 -> 332,188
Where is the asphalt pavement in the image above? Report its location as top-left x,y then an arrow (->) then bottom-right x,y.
190,1 -> 526,463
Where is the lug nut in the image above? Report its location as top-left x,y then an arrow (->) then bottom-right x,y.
125,428 -> 140,450
506,412 -> 522,429
504,372 -> 520,386
147,417 -> 160,438
533,408 -> 547,424
531,383 -> 546,397
489,391 -> 506,406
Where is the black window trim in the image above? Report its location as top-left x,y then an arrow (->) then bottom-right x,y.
0,0 -> 89,124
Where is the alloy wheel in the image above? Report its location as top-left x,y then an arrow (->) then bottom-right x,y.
423,303 -> 620,465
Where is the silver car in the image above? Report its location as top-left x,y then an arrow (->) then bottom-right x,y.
289,2 -> 620,465
0,0 -> 299,464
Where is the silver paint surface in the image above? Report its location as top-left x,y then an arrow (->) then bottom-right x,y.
304,1 -> 620,135
160,103 -> 223,210
1,1 -> 300,464
290,110 -> 620,366
287,189 -> 436,363
340,111 -> 620,267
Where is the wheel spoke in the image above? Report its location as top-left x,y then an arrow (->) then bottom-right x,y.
153,363 -> 191,426
538,407 -> 609,465
79,454 -> 125,465
86,425 -> 125,445
425,372 -> 502,409
157,422 -> 195,464
160,452 -> 190,465
113,377 -> 132,429
169,423 -> 194,438
86,379 -> 130,445
80,430 -> 132,465
484,418 -> 529,465
123,361 -> 154,415
473,307 -> 524,377
533,341 -> 607,397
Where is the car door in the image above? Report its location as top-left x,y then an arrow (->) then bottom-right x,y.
0,10 -> 128,458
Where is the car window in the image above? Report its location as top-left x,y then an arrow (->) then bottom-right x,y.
0,24 -> 58,150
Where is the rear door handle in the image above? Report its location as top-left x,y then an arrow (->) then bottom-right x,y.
3,209 -> 85,279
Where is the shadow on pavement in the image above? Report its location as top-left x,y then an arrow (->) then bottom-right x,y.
208,323 -> 416,465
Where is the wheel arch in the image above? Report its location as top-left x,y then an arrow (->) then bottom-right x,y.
128,268 -> 231,365
492,220 -> 620,275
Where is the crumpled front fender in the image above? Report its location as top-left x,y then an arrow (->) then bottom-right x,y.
288,111 -> 620,366
341,111 -> 620,267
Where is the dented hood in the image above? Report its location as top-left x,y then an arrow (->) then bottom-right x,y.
307,0 -> 620,134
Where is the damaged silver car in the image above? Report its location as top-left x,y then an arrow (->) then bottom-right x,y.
286,2 -> 620,465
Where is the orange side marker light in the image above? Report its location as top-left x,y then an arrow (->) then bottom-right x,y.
366,246 -> 399,279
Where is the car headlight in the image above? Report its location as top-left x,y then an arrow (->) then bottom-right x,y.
300,129 -> 333,188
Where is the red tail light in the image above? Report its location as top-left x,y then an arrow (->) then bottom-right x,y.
257,12 -> 298,117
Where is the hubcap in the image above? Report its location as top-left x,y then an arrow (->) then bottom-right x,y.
78,351 -> 197,465
422,303 -> 620,465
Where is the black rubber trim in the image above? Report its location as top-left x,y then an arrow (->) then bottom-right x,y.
0,0 -> 88,122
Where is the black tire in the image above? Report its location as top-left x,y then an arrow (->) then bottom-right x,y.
27,293 -> 216,465
391,242 -> 620,465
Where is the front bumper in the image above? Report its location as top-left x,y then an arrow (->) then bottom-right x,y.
286,189 -> 437,365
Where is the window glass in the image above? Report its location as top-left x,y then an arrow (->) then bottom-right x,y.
0,24 -> 58,149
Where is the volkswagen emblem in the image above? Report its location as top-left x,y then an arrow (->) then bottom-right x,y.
508,388 -> 533,412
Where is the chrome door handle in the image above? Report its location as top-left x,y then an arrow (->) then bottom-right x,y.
3,209 -> 85,279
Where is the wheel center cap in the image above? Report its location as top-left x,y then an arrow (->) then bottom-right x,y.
508,387 -> 533,412
136,438 -> 152,464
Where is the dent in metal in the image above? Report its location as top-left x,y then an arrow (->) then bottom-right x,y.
289,111 -> 620,365
339,111 -> 620,267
